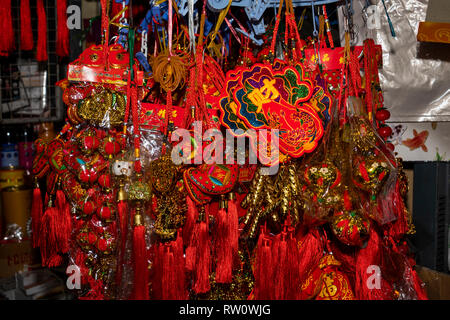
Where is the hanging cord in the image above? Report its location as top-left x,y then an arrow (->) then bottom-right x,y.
322,5 -> 334,48
380,0 -> 396,37
285,0 -> 302,62
208,0 -> 232,46
311,2 -> 321,66
270,0 -> 285,61
100,0 -> 110,65
197,0 -> 208,50
297,8 -> 307,31
318,10 -> 326,49
188,0 -> 195,53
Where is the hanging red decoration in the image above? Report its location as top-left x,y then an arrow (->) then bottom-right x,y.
56,0 -> 70,57
36,0 -> 48,61
0,0 -> 14,56
20,0 -> 33,51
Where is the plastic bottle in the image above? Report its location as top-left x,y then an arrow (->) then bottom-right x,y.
18,124 -> 34,172
1,126 -> 19,169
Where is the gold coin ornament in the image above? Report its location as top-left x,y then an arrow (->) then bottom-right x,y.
78,89 -> 126,126
148,149 -> 186,241
351,155 -> 391,201
330,208 -> 370,247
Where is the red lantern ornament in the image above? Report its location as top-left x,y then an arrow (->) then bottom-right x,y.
76,225 -> 97,251
79,168 -> 98,185
386,143 -> 395,152
330,209 -> 370,247
102,136 -> 121,158
67,104 -> 82,125
375,109 -> 390,122
81,134 -> 100,154
96,204 -> 115,223
98,174 -> 112,189
96,232 -> 116,255
80,200 -> 96,218
378,126 -> 393,139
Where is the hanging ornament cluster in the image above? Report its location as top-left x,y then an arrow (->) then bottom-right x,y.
0,0 -> 70,58
31,0 -> 427,300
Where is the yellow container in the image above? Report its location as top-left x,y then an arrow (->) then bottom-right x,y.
0,168 -> 25,190
1,186 -> 32,235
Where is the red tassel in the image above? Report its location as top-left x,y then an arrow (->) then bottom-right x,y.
355,228 -> 392,300
389,181 -> 409,240
36,0 -> 48,62
150,244 -> 163,299
192,215 -> 211,294
297,228 -> 324,284
46,252 -> 64,267
173,231 -> 187,299
185,223 -> 198,272
116,200 -> 128,286
39,206 -> 60,266
157,232 -> 187,300
0,0 -> 14,56
31,186 -> 43,248
183,196 -> 198,245
162,244 -> 176,300
55,189 -> 72,254
56,0 -> 69,57
228,196 -> 239,266
272,232 -> 288,300
215,203 -> 232,283
20,0 -> 33,51
215,194 -> 239,284
132,220 -> 149,300
253,229 -> 274,300
286,229 -> 300,299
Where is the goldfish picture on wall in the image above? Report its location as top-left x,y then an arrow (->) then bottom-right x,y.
402,129 -> 429,152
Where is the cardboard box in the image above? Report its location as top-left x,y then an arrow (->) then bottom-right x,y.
416,265 -> 450,300
0,240 -> 40,279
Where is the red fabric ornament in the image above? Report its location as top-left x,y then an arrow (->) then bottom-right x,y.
36,0 -> 48,61
56,0 -> 69,57
354,228 -> 393,299
79,276 -> 105,300
20,0 -> 33,51
299,254 -> 355,300
0,0 -> 14,56
297,228 -> 324,284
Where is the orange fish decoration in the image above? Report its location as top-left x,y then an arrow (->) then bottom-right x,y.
402,129 -> 429,152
